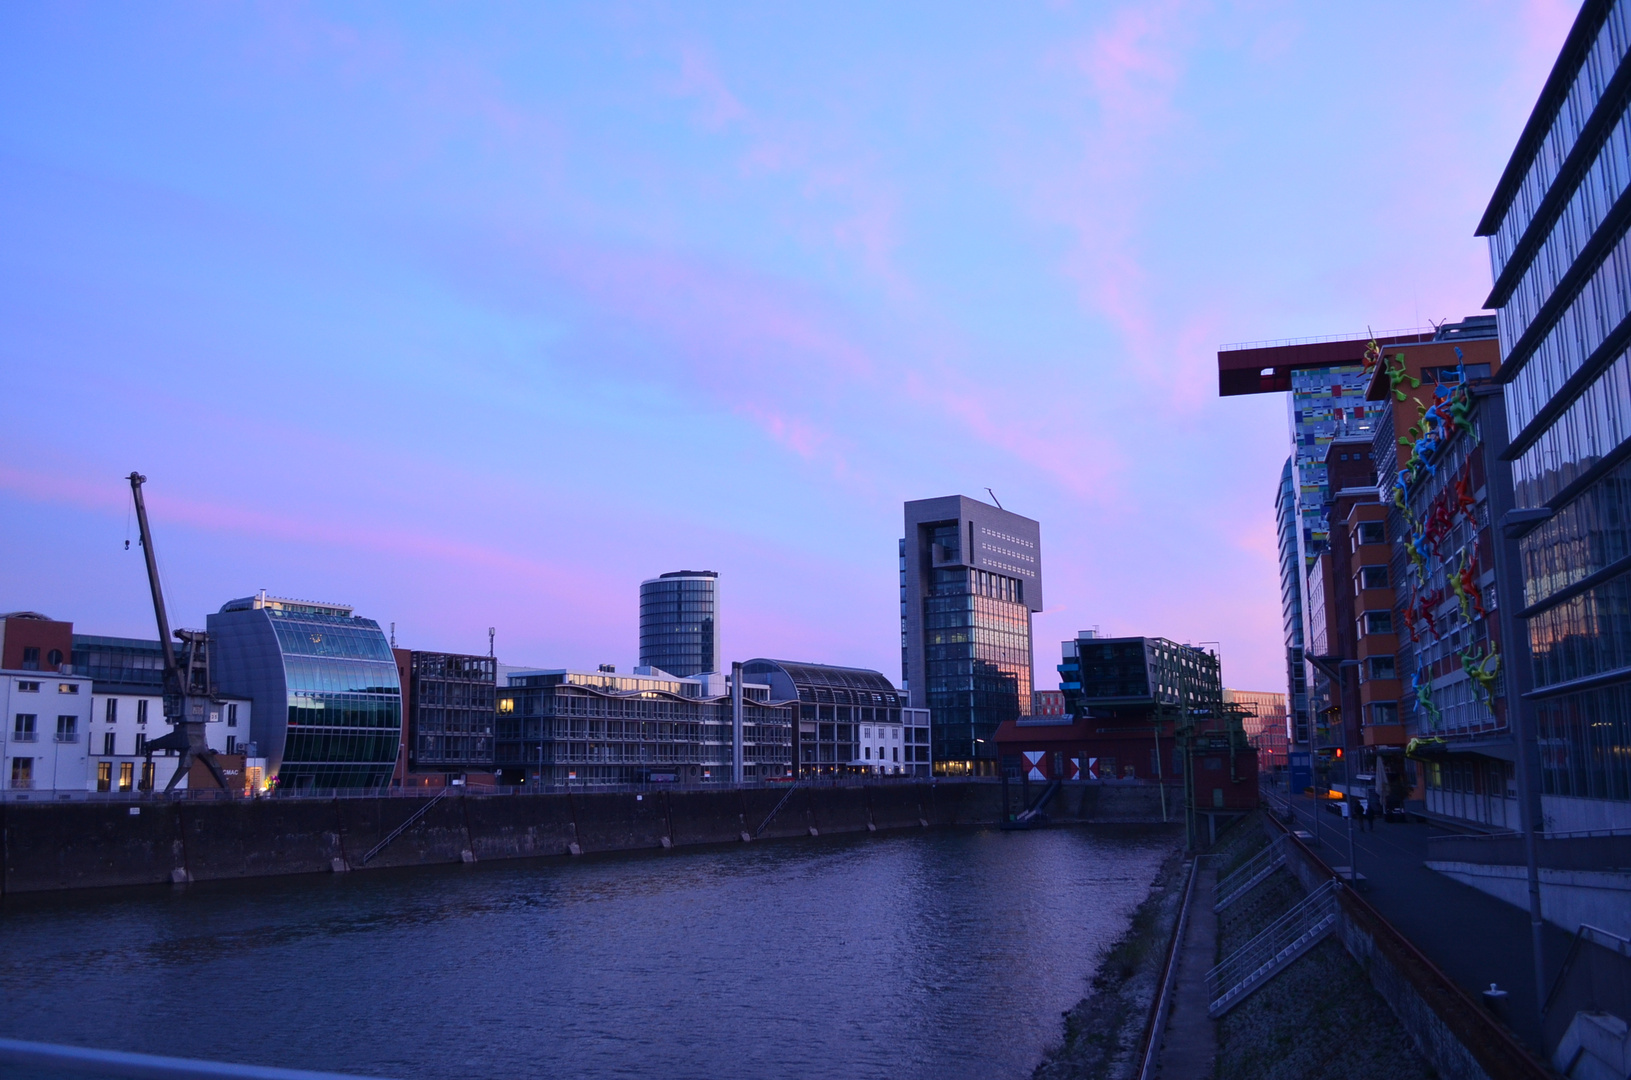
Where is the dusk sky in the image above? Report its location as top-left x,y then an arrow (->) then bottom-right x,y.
1,2 -> 1575,692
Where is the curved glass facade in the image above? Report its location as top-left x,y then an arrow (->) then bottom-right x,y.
639,572 -> 719,678
209,597 -> 400,789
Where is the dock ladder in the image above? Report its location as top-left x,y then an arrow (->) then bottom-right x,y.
1213,835 -> 1285,912
359,788 -> 450,866
1206,879 -> 1341,1017
755,784 -> 802,837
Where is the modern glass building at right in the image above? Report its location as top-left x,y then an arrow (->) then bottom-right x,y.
1476,0 -> 1631,829
639,571 -> 720,678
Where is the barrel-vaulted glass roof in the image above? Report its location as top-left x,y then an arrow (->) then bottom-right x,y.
741,659 -> 897,695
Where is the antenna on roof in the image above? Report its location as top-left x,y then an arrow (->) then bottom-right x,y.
985,487 -> 1003,510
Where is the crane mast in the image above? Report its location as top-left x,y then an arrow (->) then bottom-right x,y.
127,472 -> 230,794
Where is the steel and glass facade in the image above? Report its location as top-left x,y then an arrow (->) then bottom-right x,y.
1478,0 -> 1631,829
209,595 -> 400,789
741,658 -> 928,776
1275,459 -> 1309,746
639,571 -> 720,678
902,496 -> 1042,774
494,668 -> 792,785
407,652 -> 496,772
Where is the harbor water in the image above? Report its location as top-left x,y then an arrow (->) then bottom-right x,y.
0,825 -> 1171,1080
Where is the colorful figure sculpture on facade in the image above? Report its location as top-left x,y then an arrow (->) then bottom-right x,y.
1402,600 -> 1420,643
1413,669 -> 1442,729
1452,471 -> 1476,523
1459,645 -> 1501,707
1384,352 -> 1420,401
1417,585 -> 1444,640
1451,550 -> 1486,622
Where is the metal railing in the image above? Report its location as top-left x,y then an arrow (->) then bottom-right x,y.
0,1036 -> 386,1080
1135,857 -> 1204,1080
1218,326 -> 1435,352
1214,836 -> 1285,912
357,788 -> 449,866
1206,879 -> 1341,1017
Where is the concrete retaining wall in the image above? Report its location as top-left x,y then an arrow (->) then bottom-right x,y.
0,780 -> 1170,896
1270,817 -> 1551,1080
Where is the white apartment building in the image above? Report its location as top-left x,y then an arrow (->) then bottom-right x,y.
88,686 -> 248,793
2,669 -> 92,796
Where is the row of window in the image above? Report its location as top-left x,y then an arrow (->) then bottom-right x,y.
11,714 -> 80,742
1486,5 -> 1628,277
11,681 -> 78,694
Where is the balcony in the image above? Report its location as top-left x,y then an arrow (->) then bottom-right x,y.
55,732 -> 80,743
11,731 -> 38,743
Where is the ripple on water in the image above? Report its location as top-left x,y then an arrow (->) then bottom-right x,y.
0,825 -> 1172,1080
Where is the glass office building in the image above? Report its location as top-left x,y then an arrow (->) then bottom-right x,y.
902,496 -> 1043,775
639,571 -> 720,678
209,594 -> 401,789
406,651 -> 496,773
1477,0 -> 1631,829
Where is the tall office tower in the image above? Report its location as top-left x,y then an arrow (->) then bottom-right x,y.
1274,458 -> 1308,750
1477,0 -> 1631,831
639,571 -> 720,678
902,495 -> 1042,776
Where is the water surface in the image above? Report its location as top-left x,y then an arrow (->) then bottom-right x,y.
1,825 -> 1171,1080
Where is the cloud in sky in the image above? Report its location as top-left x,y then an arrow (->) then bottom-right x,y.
0,1 -> 1574,692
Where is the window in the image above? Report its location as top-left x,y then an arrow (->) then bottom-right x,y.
1363,612 -> 1393,634
17,681 -> 38,693
12,714 -> 36,741
10,757 -> 33,788
140,761 -> 155,791
137,700 -> 148,725
57,683 -> 78,695
227,703 -> 238,727
1356,522 -> 1385,545
105,698 -> 118,723
1369,703 -> 1399,726
1366,656 -> 1397,680
102,732 -> 116,755
47,649 -> 63,668
893,746 -> 899,762
56,715 -> 78,742
135,732 -> 147,755
21,647 -> 39,670
119,762 -> 134,792
226,735 -> 237,755
1359,566 -> 1389,589
865,746 -> 871,759
97,761 -> 113,792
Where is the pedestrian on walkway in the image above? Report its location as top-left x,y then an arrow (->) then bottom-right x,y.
1365,797 -> 1379,831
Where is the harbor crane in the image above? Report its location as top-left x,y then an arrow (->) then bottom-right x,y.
128,472 -> 230,793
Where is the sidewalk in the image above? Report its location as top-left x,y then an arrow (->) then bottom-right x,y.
1279,792 -> 1574,1052
1153,862 -> 1217,1079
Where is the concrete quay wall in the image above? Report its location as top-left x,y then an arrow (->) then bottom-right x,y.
0,780 -> 1168,895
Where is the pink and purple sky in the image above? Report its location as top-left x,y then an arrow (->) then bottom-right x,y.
0,2 -> 1575,690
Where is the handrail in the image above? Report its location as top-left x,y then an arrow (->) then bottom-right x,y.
1266,808 -> 1553,1079
358,788 -> 449,866
1206,879 -> 1341,1006
1543,923 -> 1631,1016
0,1036 -> 387,1080
1135,857 -> 1201,1080
1214,835 -> 1284,910
755,783 -> 803,837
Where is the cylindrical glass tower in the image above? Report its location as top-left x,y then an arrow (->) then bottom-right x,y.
639,571 -> 719,678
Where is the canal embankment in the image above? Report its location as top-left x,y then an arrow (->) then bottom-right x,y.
0,779 -> 1172,895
